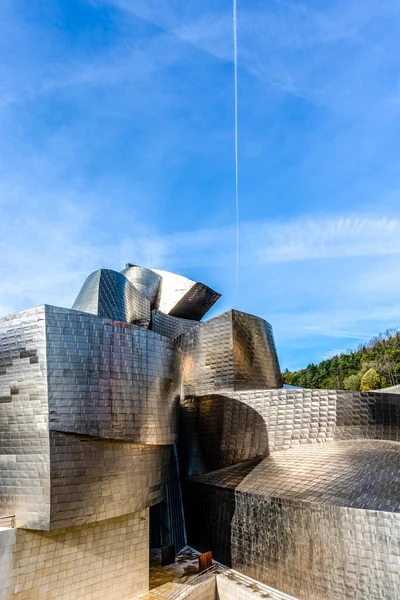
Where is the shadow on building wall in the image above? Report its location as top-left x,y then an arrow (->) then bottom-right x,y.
179,395 -> 270,565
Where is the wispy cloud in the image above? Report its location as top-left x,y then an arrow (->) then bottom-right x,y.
244,216 -> 400,263
2,0 -> 400,371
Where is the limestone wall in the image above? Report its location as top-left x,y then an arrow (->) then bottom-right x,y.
2,510 -> 149,600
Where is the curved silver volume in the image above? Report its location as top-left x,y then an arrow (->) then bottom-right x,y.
121,264 -> 162,309
72,268 -> 150,326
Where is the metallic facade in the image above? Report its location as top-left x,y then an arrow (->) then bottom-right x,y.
176,310 -> 282,397
2,260 -> 399,600
72,268 -> 151,326
46,306 -> 181,445
0,305 -> 177,530
186,439 -> 400,600
121,264 -> 162,308
152,269 -> 221,320
151,309 -> 199,339
179,388 -> 400,476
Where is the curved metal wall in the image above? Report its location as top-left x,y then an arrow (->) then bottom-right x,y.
121,264 -> 161,308
176,310 -> 282,397
46,306 -> 182,445
185,439 -> 400,600
179,388 -> 400,476
72,269 -> 150,326
152,269 -> 221,320
0,305 -> 179,531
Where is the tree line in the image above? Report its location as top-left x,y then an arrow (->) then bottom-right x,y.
282,329 -> 400,391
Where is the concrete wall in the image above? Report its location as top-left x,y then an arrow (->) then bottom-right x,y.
1,510 -> 149,600
0,528 -> 16,600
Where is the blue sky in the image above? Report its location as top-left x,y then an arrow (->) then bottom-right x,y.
2,0 -> 400,370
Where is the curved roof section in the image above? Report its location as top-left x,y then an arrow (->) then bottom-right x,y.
192,439 -> 400,513
72,268 -> 150,326
152,269 -> 221,320
121,264 -> 161,308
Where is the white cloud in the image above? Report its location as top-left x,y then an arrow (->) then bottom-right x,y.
244,215 -> 400,263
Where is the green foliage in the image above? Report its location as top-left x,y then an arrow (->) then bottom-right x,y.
360,368 -> 381,391
282,329 -> 400,390
343,373 -> 362,391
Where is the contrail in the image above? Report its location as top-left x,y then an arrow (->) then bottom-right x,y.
233,0 -> 239,296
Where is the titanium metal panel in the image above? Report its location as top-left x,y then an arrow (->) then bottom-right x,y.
185,440 -> 400,600
0,305 -> 180,530
50,431 -> 170,529
46,306 -> 181,445
179,389 -> 400,476
0,306 -> 50,530
121,264 -> 162,309
152,269 -> 221,320
176,310 -> 282,397
72,268 -> 150,326
151,309 -> 199,339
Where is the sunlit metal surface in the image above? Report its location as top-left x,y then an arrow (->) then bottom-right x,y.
186,440 -> 400,600
176,310 -> 282,397
72,268 -> 150,326
151,309 -> 199,339
121,264 -> 162,308
179,388 -> 400,476
0,305 -> 177,530
46,306 -> 181,445
49,431 -> 170,529
152,269 -> 221,320
3,260 -> 400,600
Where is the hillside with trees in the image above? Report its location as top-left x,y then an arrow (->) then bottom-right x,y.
282,329 -> 400,391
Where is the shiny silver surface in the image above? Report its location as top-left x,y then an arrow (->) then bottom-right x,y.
50,431 -> 170,529
152,269 -> 221,320
180,388 -> 400,475
151,309 -> 199,339
46,306 -> 181,445
0,305 -> 177,530
176,310 -> 282,397
187,440 -> 400,600
0,306 -> 50,530
121,264 -> 162,308
184,385 -> 400,600
4,260 -> 400,600
72,268 -> 150,326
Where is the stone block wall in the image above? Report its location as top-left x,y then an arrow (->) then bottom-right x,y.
0,528 -> 15,600
3,511 -> 149,600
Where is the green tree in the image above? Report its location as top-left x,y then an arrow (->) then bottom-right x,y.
282,369 -> 293,385
360,368 -> 381,391
343,373 -> 362,391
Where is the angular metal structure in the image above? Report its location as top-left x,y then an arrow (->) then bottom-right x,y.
185,439 -> 400,600
179,387 -> 400,476
1,260 -> 399,600
176,310 -> 282,396
0,305 -> 179,531
152,269 -> 221,320
151,309 -> 199,339
72,268 -> 150,326
121,264 -> 162,309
